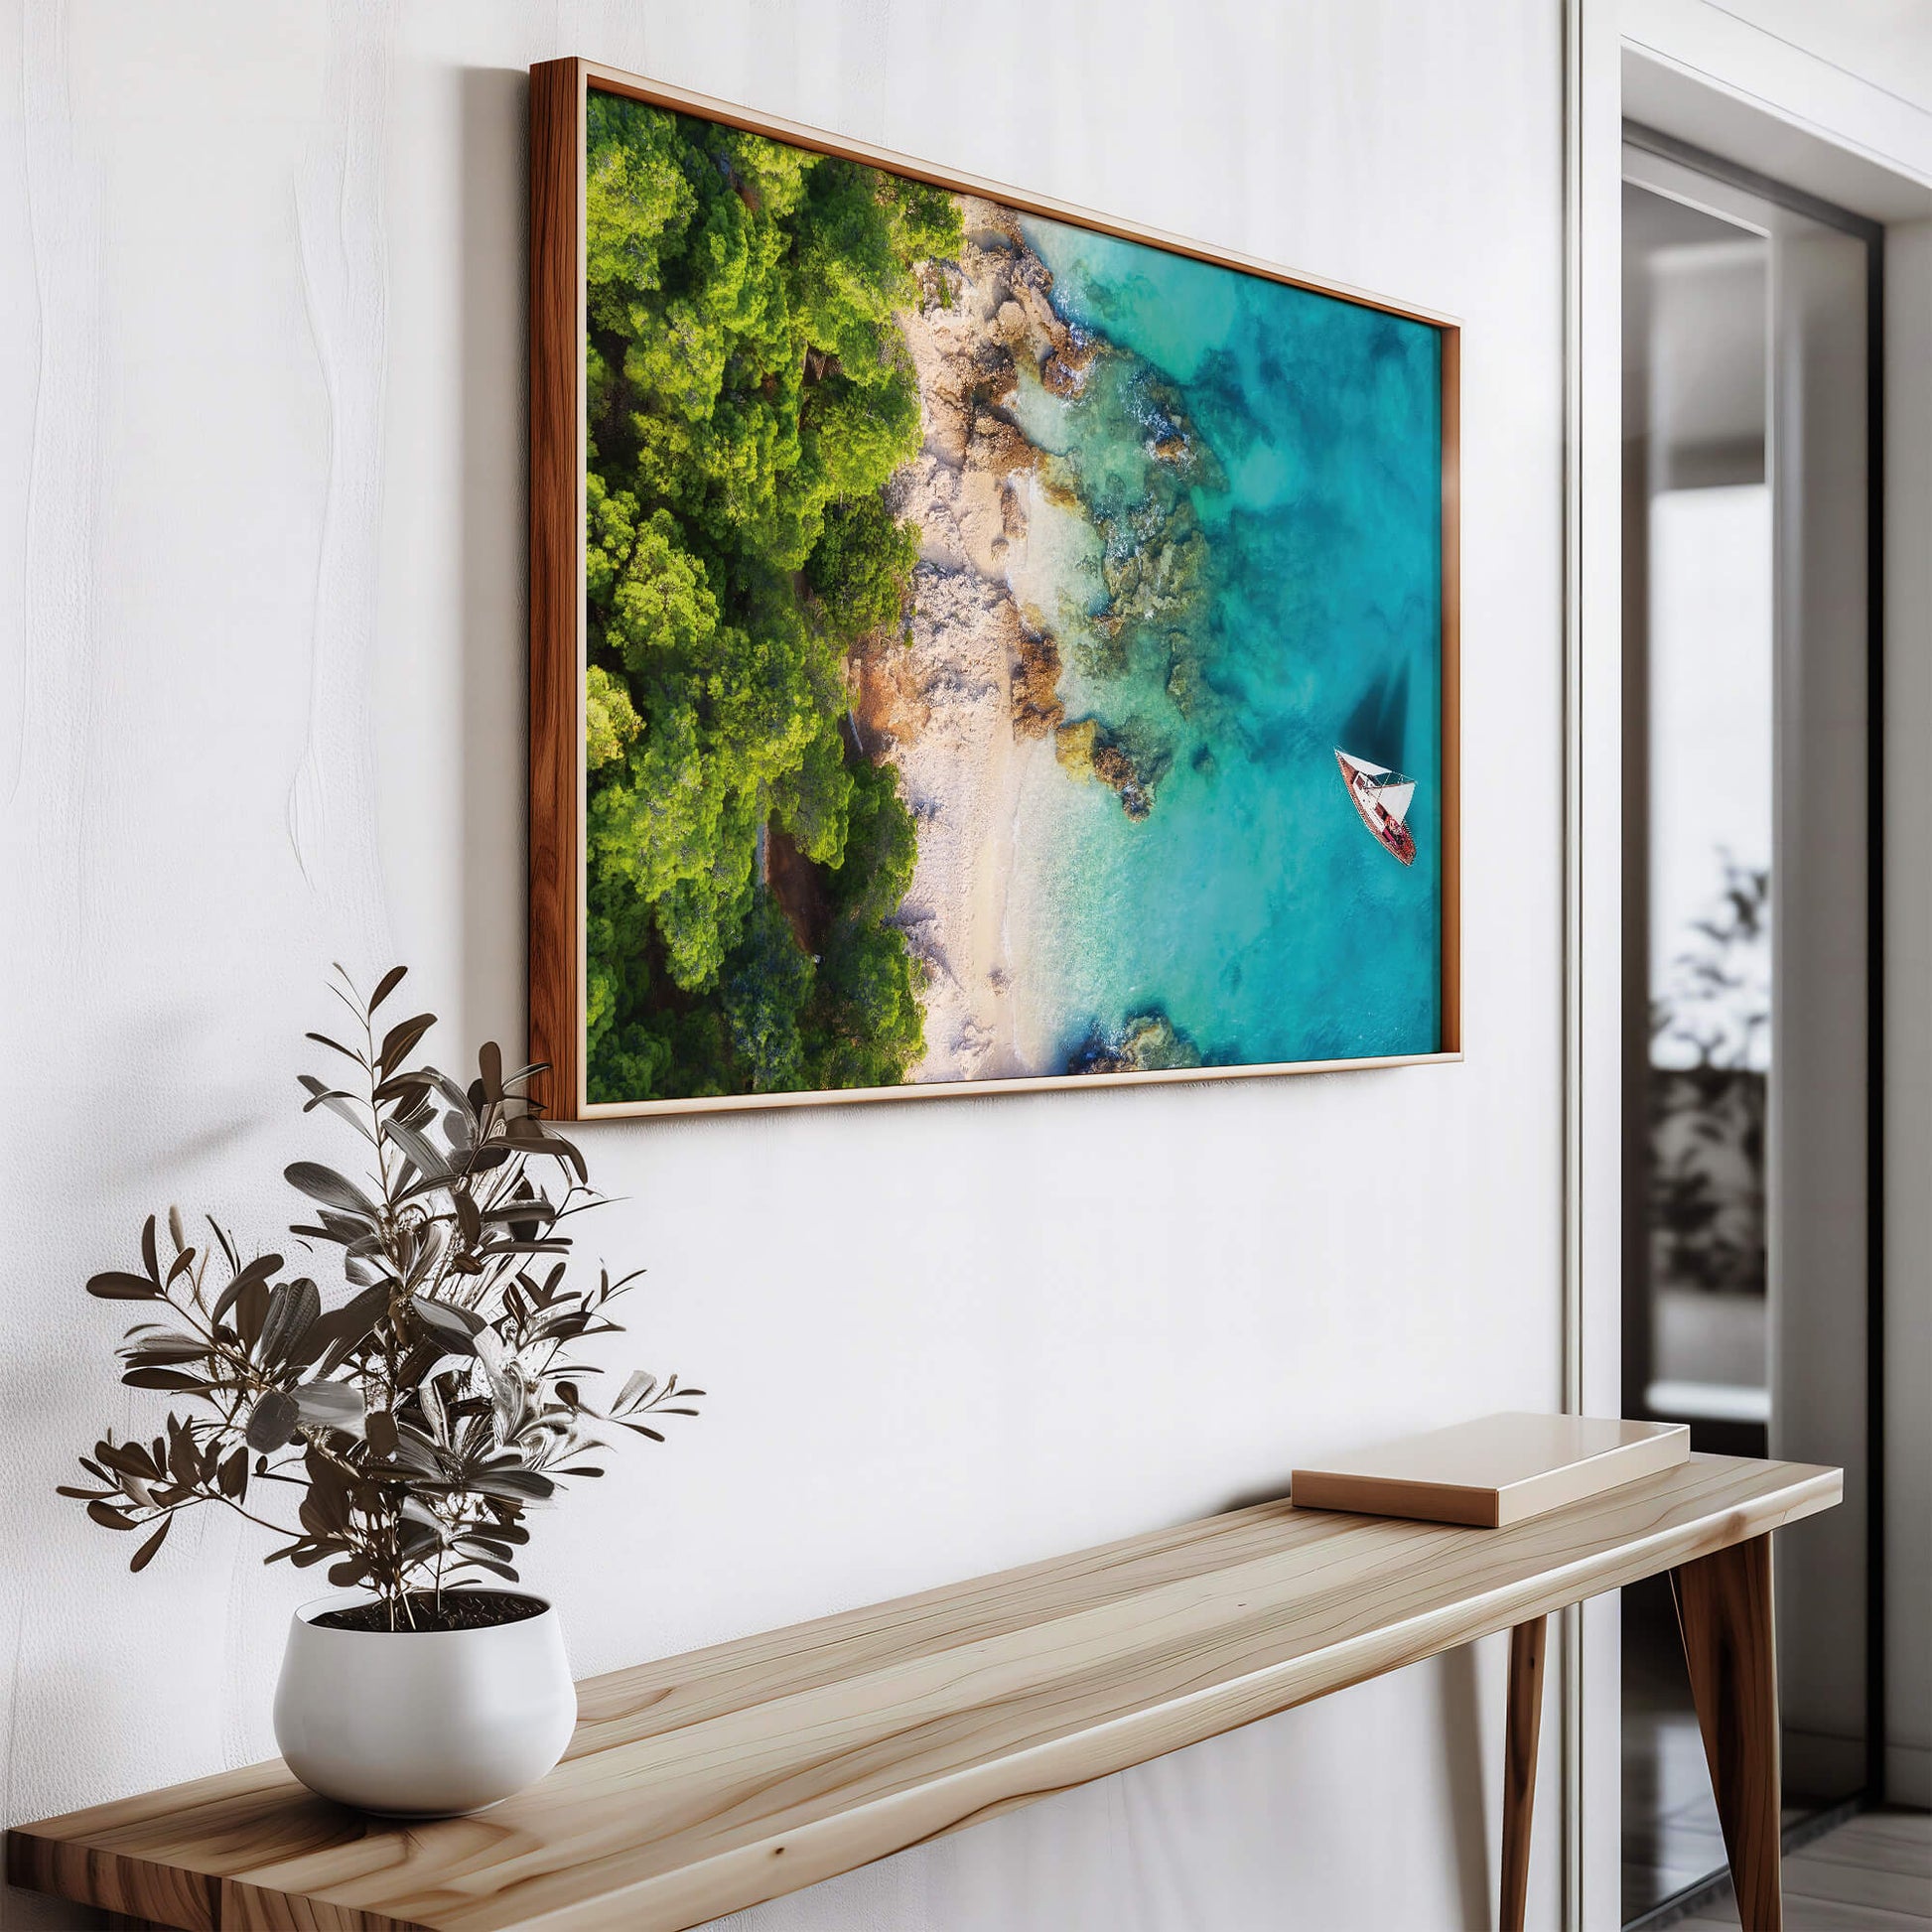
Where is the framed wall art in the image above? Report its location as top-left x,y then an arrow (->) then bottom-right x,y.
529,58 -> 1460,1120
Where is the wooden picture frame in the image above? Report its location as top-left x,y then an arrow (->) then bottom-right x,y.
530,57 -> 1461,1121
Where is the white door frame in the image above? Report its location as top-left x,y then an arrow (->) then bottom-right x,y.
1567,6 -> 1932,1924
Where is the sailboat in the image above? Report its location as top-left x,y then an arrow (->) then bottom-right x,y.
1334,749 -> 1418,867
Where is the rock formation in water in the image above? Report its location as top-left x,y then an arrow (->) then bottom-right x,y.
1067,1011 -> 1205,1075
1011,628 -> 1066,740
883,198 -> 1221,794
1052,716 -> 1162,820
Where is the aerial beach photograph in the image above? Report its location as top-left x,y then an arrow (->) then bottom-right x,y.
580,89 -> 1447,1106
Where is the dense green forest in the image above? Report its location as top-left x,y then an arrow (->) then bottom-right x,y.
582,95 -> 959,1101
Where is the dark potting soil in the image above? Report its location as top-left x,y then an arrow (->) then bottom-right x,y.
312,1590 -> 546,1634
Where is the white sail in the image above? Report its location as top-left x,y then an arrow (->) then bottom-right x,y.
1372,778 -> 1416,825
1337,748 -> 1389,782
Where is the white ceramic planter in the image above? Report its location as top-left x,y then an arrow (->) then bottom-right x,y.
273,1592 -> 577,1816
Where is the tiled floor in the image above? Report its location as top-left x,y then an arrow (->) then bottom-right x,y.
1672,1810 -> 1932,1928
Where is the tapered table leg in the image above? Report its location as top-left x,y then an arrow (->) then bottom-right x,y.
1671,1533 -> 1783,1931
1500,1614 -> 1548,1932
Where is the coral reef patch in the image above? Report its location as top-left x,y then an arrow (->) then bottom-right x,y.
1067,1011 -> 1205,1075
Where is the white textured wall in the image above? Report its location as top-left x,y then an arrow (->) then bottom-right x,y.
0,4 -> 1565,1928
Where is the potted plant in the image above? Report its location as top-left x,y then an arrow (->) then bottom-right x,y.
62,967 -> 700,1816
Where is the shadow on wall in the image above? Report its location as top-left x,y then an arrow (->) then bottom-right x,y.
459,67 -> 530,1051
1209,1472 -> 1497,1931
1437,1642 -> 1494,1932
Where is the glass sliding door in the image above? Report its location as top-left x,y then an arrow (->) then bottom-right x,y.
1620,132 -> 1874,1926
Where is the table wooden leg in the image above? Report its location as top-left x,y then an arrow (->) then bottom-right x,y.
1671,1533 -> 1783,1931
1500,1614 -> 1548,1932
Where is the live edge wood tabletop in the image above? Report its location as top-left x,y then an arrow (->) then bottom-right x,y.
8,1452 -> 1838,1932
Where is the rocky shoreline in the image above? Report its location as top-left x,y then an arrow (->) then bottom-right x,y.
852,196 -> 1214,1082
848,199 -> 1080,1081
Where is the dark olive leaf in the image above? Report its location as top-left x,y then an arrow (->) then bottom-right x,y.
244,1388 -> 301,1452
365,1410 -> 399,1458
398,1492 -> 445,1528
208,1218 -> 240,1273
217,1446 -> 249,1499
545,1132 -> 588,1182
122,1336 -> 214,1365
86,1500 -> 139,1531
297,1074 -> 378,1144
284,1163 -> 379,1220
478,1039 -> 504,1102
308,1284 -> 391,1377
288,1208 -> 371,1248
57,1484 -> 114,1500
300,1452 -> 354,1535
411,1296 -> 484,1348
259,1277 -> 322,1368
377,1013 -> 436,1075
129,1513 -> 172,1573
140,1214 -> 161,1285
470,1465 -> 555,1501
367,964 -> 408,1014
234,1278 -> 272,1351
456,1556 -> 521,1583
305,1030 -> 370,1067
95,1440 -> 160,1479
297,1075 -> 355,1112
165,1245 -> 197,1286
120,1367 -> 212,1393
87,1271 -> 161,1301
373,1072 -> 435,1110
165,1421 -> 198,1488
396,1527 -> 445,1570
455,1536 -> 514,1561
210,1251 -> 283,1326
383,1116 -> 447,1184
453,1189 -> 483,1247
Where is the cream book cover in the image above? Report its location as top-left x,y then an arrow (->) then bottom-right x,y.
1290,1413 -> 1691,1527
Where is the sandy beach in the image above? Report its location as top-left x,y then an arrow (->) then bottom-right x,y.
854,201 -> 1090,1083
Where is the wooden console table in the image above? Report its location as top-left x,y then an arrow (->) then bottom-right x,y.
8,1452 -> 1838,1932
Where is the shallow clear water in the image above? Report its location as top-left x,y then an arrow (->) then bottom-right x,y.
1006,215 -> 1443,1070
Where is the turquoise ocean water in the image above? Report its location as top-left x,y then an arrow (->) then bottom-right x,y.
1004,215 -> 1443,1070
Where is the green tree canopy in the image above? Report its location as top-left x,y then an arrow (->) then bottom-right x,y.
581,95 -> 956,1100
